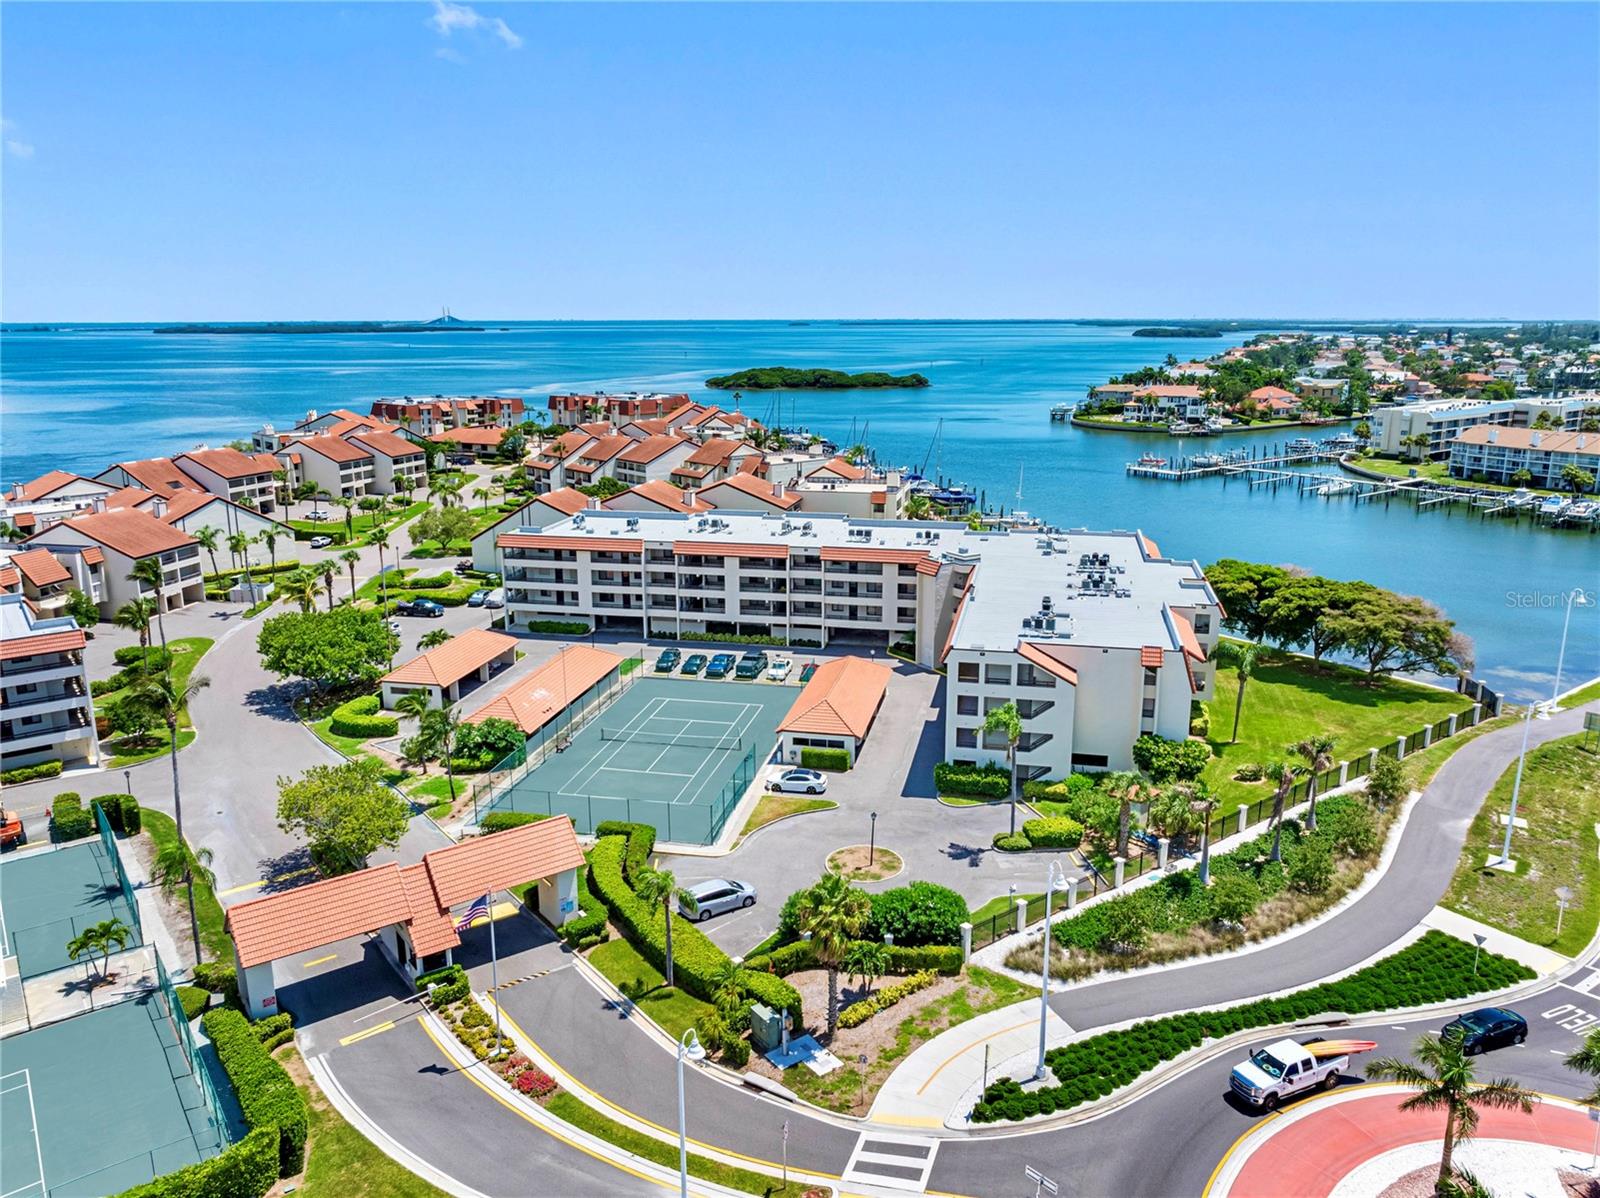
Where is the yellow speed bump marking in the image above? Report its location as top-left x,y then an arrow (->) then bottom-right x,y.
219,866 -> 318,897
302,954 -> 338,969
338,1021 -> 395,1047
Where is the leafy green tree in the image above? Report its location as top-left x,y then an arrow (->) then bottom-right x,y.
276,758 -> 410,875
1509,468 -> 1534,488
983,702 -> 1024,835
1098,897 -> 1150,952
1208,871 -> 1260,927
1365,1034 -> 1534,1192
154,839 -> 215,905
1203,560 -> 1289,641
631,867 -> 697,989
106,694 -> 158,745
257,606 -> 395,689
1261,577 -> 1366,660
456,717 -> 523,765
67,917 -> 134,983
134,670 -> 211,957
1323,590 -> 1465,679
793,872 -> 871,1039
1561,464 -> 1596,495
63,588 -> 100,633
1365,754 -> 1408,809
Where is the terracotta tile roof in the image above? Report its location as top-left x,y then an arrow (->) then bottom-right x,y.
540,488 -> 592,516
1171,609 -> 1206,662
465,645 -> 625,734
497,534 -> 643,553
102,486 -> 158,511
0,625 -> 86,660
176,447 -> 272,481
153,490 -> 219,523
607,481 -> 709,513
0,567 -> 19,592
1016,641 -> 1080,686
627,418 -> 672,437
616,434 -> 686,465
577,434 -> 635,463
576,421 -> 613,437
1453,426 -> 1597,455
11,549 -> 71,588
297,435 -> 373,464
685,438 -> 740,468
226,863 -> 413,969
421,818 -> 585,908
12,513 -> 36,530
1247,385 -> 1296,402
399,863 -> 460,958
54,508 -> 198,559
16,470 -> 101,502
81,547 -> 105,566
1140,645 -> 1165,669
737,455 -> 766,476
914,556 -> 942,576
819,546 -> 933,566
699,474 -> 801,509
807,457 -> 868,482
563,462 -> 599,476
107,457 -> 203,493
381,628 -> 518,689
1135,384 -> 1204,399
1138,533 -> 1161,560
350,430 -> 425,459
252,452 -> 283,473
778,655 -> 891,740
870,491 -> 888,506
429,426 -> 506,447
672,540 -> 790,558
539,430 -> 596,462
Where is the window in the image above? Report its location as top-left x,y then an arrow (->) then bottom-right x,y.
984,697 -> 1008,714
957,695 -> 978,716
956,662 -> 979,683
955,727 -> 977,749
1141,697 -> 1156,718
1071,752 -> 1109,769
1193,613 -> 1212,634
1143,667 -> 1158,686
984,664 -> 1012,686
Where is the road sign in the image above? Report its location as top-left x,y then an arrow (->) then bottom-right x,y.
1026,1166 -> 1059,1197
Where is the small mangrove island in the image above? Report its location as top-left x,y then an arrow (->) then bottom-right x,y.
706,366 -> 930,389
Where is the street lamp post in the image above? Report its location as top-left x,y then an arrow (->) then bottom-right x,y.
869,811 -> 878,866
1497,702 -> 1536,866
1558,886 -> 1575,938
123,769 -> 132,796
1545,588 -> 1594,717
676,1028 -> 705,1198
1034,859 -> 1067,1080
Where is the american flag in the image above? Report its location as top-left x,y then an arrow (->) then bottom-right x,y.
455,894 -> 491,932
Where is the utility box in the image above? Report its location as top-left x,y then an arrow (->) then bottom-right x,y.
749,1003 -> 788,1053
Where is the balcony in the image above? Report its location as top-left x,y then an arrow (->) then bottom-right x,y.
741,601 -> 786,617
792,601 -> 823,618
648,595 -> 676,610
825,583 -> 882,599
505,568 -> 574,585
791,559 -> 821,573
2,688 -> 92,717
1016,669 -> 1058,689
646,551 -> 677,566
679,599 -> 727,615
1018,700 -> 1056,720
739,579 -> 787,594
791,579 -> 821,595
825,562 -> 882,576
0,652 -> 84,679
592,571 -> 641,588
592,552 -> 640,566
593,599 -> 641,611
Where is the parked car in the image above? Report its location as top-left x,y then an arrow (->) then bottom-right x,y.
467,589 -> 490,607
1,810 -> 26,849
705,653 -> 737,679
1442,1008 -> 1527,1055
386,619 -> 402,635
305,509 -> 330,521
654,649 -> 681,673
734,651 -> 769,680
483,589 -> 504,609
769,768 -> 828,795
680,653 -> 708,676
309,535 -> 333,550
766,657 -> 793,681
678,878 -> 757,921
454,559 -> 474,574
395,599 -> 445,618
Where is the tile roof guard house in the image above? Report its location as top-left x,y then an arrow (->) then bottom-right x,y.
379,628 -> 519,710
224,816 -> 586,1018
776,655 -> 891,767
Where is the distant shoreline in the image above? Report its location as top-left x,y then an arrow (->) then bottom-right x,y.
706,366 -> 930,390
153,322 -> 487,334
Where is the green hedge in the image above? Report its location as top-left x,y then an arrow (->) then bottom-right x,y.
993,832 -> 1030,852
1021,816 -> 1084,850
839,970 -> 938,1029
480,811 -> 550,834
799,747 -> 851,772
328,693 -> 398,739
1023,774 -> 1098,801
201,1009 -> 308,1176
95,793 -> 141,836
588,830 -> 802,1021
177,985 -> 211,1021
743,940 -> 962,978
934,761 -> 1011,798
50,793 -> 95,842
527,619 -> 591,635
868,882 -> 969,947
2,760 -> 62,785
191,962 -> 240,1009
972,931 -> 1534,1123
677,631 -> 786,646
114,645 -> 174,670
558,863 -> 609,950
114,1125 -> 279,1198
416,964 -> 470,1005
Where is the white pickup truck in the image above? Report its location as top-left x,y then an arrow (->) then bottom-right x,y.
1229,1038 -> 1348,1109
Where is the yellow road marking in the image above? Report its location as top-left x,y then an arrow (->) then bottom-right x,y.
871,1114 -> 944,1128
915,1017 -> 1035,1096
338,1021 -> 395,1046
302,954 -> 338,968
219,866 -> 318,897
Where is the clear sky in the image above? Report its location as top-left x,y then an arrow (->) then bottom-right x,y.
3,2 -> 1596,321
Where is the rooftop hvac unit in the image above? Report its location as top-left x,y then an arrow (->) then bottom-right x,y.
803,521 -> 813,531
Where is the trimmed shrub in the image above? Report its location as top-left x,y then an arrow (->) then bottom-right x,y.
416,964 -> 470,1005
1189,703 -> 1210,739
480,811 -> 550,834
934,761 -> 1011,799
328,693 -> 399,739
1131,734 -> 1211,783
556,864 -> 609,950
838,970 -> 937,1029
799,747 -> 851,772
527,619 -> 591,635
202,1008 -> 309,1176
745,940 -> 962,979
1233,763 -> 1265,782
1288,841 -> 1335,894
868,882 -> 969,948
1021,816 -> 1084,850
94,793 -> 141,836
993,832 -> 1031,852
114,645 -> 174,671
252,1013 -> 294,1043
177,984 -> 211,1021
114,1124 -> 279,1198
191,962 -> 240,1009
1023,774 -> 1098,801
2,760 -> 62,785
1208,872 -> 1261,926
50,793 -> 95,842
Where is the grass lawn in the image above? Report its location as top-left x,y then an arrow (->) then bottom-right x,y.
141,808 -> 231,961
1563,678 -> 1600,709
585,937 -> 714,1043
736,793 -> 835,843
1442,734 -> 1600,956
105,727 -> 197,768
968,892 -> 1043,927
1350,454 -> 1563,495
544,1092 -> 810,1198
619,656 -> 644,676
277,1046 -> 449,1198
98,636 -> 216,766
94,635 -> 214,706
1202,643 -> 1470,816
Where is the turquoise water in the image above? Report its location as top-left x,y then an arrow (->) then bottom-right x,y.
2,321 -> 1593,692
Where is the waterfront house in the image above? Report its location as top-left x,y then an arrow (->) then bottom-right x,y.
1247,386 -> 1301,417
1,472 -> 117,536
0,594 -> 98,772
146,491 -> 291,546
1132,384 -> 1208,423
171,447 -> 280,513
680,406 -> 759,441
346,429 -> 427,494
1294,377 -> 1349,406
468,487 -> 591,573
547,392 -> 690,428
1372,395 -> 1591,458
612,435 -> 696,488
290,436 -> 376,499
29,507 -> 204,615
560,434 -> 636,490
1448,426 -> 1599,490
97,456 -> 207,495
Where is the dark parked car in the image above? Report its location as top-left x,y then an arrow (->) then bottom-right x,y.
705,653 -> 737,679
1442,1008 -> 1527,1054
734,651 -> 769,680
654,649 -> 681,673
680,653 -> 708,676
395,599 -> 445,618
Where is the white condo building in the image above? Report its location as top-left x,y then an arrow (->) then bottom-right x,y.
497,509 -> 1220,775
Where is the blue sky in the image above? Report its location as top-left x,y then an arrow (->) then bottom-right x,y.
3,2 -> 1596,320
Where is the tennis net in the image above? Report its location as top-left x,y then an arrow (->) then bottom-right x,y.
598,727 -> 746,751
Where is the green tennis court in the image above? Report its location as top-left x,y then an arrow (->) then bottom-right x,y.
486,677 -> 791,845
0,839 -> 140,980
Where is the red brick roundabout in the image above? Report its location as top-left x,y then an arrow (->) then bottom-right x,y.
1205,1086 -> 1599,1198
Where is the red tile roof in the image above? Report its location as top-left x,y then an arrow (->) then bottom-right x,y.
106,458 -> 203,494
101,486 -> 158,511
1138,533 -> 1161,560
606,481 -> 709,513
350,430 -> 425,459
297,435 -> 373,464
381,629 -> 518,689
429,426 -> 506,447
1016,641 -> 1080,686
52,508 -> 197,559
616,435 -> 686,465
1171,610 -> 1207,662
225,863 -> 413,969
1140,645 -> 1165,669
10,549 -> 71,588
0,567 -> 19,592
399,864 -> 459,958
465,646 -> 625,734
421,819 -> 585,908
16,470 -> 102,502
819,546 -> 933,567
539,488 -> 591,516
80,547 -> 105,566
778,656 -> 890,740
699,473 -> 800,509
0,625 -> 87,660
684,438 -> 741,468
807,457 -> 868,482
1247,385 -> 1296,402
175,447 -> 273,481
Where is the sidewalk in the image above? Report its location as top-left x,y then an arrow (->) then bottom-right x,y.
866,999 -> 1072,1130
1421,904 -> 1570,975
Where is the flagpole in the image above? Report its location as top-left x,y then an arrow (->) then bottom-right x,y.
489,889 -> 502,1053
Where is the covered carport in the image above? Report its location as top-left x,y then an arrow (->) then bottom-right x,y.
224,816 -> 585,1018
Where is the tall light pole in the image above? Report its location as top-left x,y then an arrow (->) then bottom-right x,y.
676,1028 -> 705,1198
1544,587 -> 1594,717
1034,859 -> 1067,1080
1497,702 -> 1536,867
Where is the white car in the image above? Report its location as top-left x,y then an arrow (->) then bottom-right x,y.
386,619 -> 402,635
769,768 -> 827,795
309,535 -> 333,549
766,657 -> 793,681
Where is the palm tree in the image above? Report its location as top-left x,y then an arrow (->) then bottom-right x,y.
983,702 -> 1025,836
340,548 -> 361,600
1263,761 -> 1296,863
127,558 -> 170,654
1184,783 -> 1218,886
706,958 -> 744,1019
843,941 -> 889,998
194,526 -> 222,579
1104,770 -> 1142,860
276,566 -> 321,613
262,527 -> 279,576
1228,642 -> 1261,744
395,689 -> 432,724
155,839 -> 215,903
418,629 -> 453,650
135,671 -> 211,959
793,872 -> 871,1039
472,486 -> 489,511
1365,1033 -> 1535,1191
321,563 -> 336,611
1290,734 -> 1337,832
0,520 -> 25,542
1565,1029 -> 1600,1107
67,917 -> 134,983
632,867 -> 697,989
114,597 -> 157,673
227,532 -> 255,592
905,493 -> 932,521
271,468 -> 289,509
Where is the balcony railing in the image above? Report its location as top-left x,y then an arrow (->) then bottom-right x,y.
0,652 -> 83,678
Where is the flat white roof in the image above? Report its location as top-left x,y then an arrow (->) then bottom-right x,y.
0,592 -> 83,639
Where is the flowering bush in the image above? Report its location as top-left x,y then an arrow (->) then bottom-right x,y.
515,1066 -> 556,1097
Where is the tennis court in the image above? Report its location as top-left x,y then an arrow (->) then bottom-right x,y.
0,836 -> 141,981
484,676 -> 791,845
0,993 -> 226,1197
